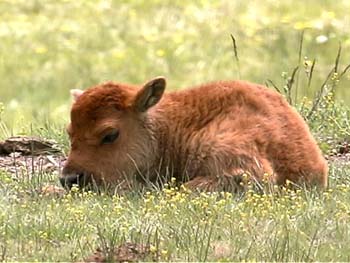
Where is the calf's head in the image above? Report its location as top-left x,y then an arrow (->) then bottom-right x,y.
60,77 -> 166,189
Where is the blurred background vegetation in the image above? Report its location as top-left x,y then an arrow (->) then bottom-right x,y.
0,0 -> 349,131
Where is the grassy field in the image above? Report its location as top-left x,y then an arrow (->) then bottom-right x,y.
0,0 -> 350,261
1,0 -> 350,130
1,166 -> 350,261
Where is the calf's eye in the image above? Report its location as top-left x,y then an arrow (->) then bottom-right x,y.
101,130 -> 119,145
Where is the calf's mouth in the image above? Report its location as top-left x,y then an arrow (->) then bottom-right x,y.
59,171 -> 92,189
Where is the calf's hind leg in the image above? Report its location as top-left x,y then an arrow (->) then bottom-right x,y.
184,157 -> 276,192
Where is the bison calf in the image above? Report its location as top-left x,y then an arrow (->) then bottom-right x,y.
60,77 -> 328,191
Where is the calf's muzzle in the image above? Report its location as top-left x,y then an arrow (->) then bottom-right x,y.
59,166 -> 91,189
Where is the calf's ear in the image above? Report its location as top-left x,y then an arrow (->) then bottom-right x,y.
70,89 -> 84,102
133,77 -> 166,112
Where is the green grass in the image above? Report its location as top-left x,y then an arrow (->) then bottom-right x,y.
0,0 -> 350,261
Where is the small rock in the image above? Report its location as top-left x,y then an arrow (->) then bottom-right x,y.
0,136 -> 61,156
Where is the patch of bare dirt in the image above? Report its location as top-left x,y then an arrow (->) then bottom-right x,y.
327,153 -> 350,165
82,243 -> 154,263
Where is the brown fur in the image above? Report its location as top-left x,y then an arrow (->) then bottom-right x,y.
60,78 -> 328,191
